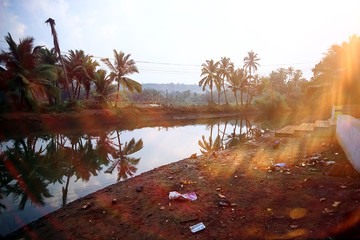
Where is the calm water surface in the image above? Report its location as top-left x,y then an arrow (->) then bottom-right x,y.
0,116 -> 289,235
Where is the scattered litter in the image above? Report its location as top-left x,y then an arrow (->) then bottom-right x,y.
273,141 -> 280,149
180,180 -> 197,185
81,202 -> 91,210
198,176 -> 204,180
216,187 -> 221,191
319,198 -> 326,202
290,225 -> 298,229
253,166 -> 258,170
168,176 -> 174,180
309,168 -> 320,172
335,152 -> 339,155
270,163 -> 288,172
332,201 -> 341,208
160,206 -> 165,210
136,185 -> 143,192
190,222 -> 206,233
218,200 -> 231,207
340,185 -> 348,189
323,208 -> 334,215
218,193 -> 226,198
325,161 -> 336,166
112,198 -> 117,205
169,191 -> 197,201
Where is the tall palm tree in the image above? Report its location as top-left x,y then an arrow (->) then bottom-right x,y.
45,18 -> 71,99
0,33 -> 59,110
101,50 -> 141,107
243,50 -> 260,83
199,59 -> 219,104
218,57 -> 234,105
65,50 -> 99,99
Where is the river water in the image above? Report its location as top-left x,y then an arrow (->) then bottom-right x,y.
0,116 -> 289,236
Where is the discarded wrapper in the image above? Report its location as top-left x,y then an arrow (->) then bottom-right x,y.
190,222 -> 205,233
169,191 -> 197,201
274,163 -> 286,167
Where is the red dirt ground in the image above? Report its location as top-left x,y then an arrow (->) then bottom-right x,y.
6,133 -> 360,240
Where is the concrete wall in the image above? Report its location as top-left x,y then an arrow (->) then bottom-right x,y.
336,115 -> 360,172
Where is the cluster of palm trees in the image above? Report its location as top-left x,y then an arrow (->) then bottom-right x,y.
199,51 -> 260,106
0,23 -> 142,111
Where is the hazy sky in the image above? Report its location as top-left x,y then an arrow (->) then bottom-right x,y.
1,0 -> 360,84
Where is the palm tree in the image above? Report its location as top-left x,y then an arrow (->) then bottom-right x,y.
93,69 -> 116,103
199,59 -> 219,104
218,57 -> 234,105
45,18 -> 71,99
287,66 -> 294,82
228,68 -> 249,106
0,33 -> 59,110
65,50 -> 99,99
243,50 -> 260,83
101,50 -> 141,107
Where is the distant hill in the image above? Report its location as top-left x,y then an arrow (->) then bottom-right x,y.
142,83 -> 204,93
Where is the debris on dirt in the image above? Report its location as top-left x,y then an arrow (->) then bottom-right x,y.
81,202 -> 91,210
190,222 -> 206,233
169,191 -> 197,201
332,201 -> 341,208
273,141 -> 280,149
111,198 -> 117,205
320,198 -> 327,202
218,200 -> 231,207
136,185 -> 143,192
218,193 -> 225,198
180,180 -> 197,184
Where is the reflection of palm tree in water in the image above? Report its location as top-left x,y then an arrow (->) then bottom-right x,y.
198,124 -> 221,154
224,117 -> 263,149
0,138 -> 53,210
105,130 -> 143,181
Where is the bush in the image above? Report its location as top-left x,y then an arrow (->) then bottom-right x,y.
253,91 -> 290,116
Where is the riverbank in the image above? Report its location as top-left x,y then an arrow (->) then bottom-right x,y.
6,132 -> 360,239
0,105 -> 257,139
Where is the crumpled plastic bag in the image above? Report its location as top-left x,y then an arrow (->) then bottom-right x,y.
169,191 -> 197,201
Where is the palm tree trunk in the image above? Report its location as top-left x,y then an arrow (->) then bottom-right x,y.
115,81 -> 120,107
222,83 -> 228,104
210,86 -> 214,104
234,90 -> 238,106
217,90 -> 220,105
240,88 -> 243,106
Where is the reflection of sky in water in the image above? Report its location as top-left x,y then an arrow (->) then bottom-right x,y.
0,120 -> 251,235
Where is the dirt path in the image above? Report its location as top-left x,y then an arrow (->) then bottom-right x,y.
6,134 -> 360,239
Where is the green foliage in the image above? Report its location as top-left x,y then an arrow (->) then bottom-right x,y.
253,91 -> 290,116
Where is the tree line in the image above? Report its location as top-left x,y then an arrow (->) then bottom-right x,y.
1,18 -> 359,114
0,18 -> 142,112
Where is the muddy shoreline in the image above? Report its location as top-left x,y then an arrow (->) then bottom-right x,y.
5,132 -> 360,239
